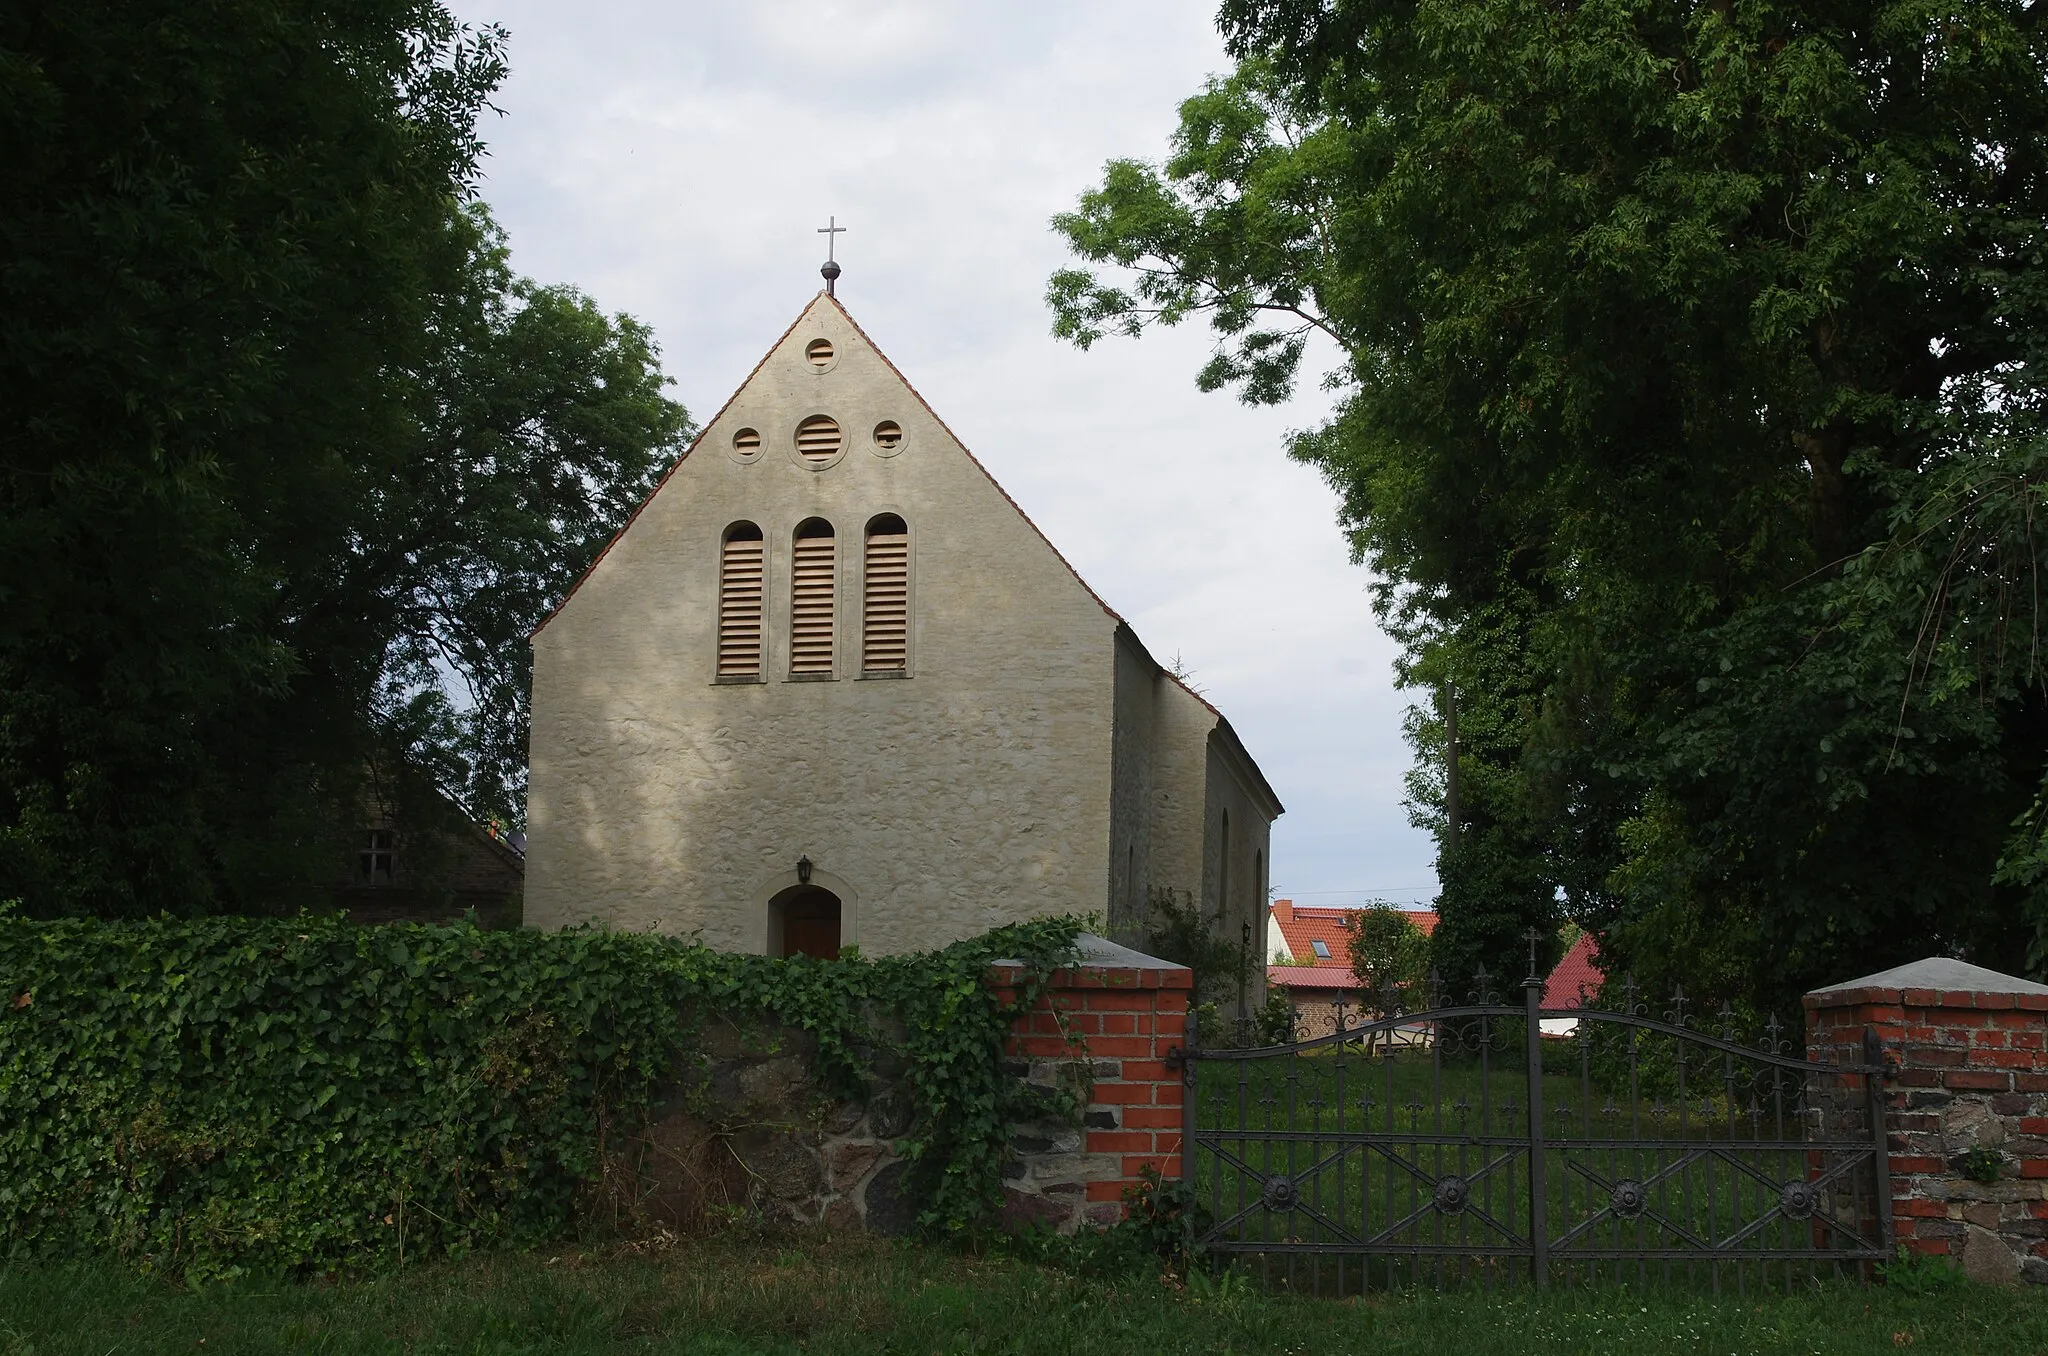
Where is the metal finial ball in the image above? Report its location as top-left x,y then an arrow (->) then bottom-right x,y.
821,259 -> 841,282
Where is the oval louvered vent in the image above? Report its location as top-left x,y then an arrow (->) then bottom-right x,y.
872,420 -> 903,452
863,517 -> 909,673
806,339 -> 834,368
790,522 -> 836,675
795,415 -> 842,464
717,525 -> 765,678
732,427 -> 761,456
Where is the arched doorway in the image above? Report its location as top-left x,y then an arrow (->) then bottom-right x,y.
770,885 -> 842,959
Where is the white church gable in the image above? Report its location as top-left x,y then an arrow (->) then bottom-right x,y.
525,292 -> 1279,958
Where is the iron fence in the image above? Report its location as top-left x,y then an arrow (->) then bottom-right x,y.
1176,951 -> 1891,1294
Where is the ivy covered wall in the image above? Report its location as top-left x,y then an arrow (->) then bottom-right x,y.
0,912 -> 1082,1277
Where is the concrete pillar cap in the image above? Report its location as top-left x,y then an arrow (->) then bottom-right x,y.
1805,956 -> 2048,1004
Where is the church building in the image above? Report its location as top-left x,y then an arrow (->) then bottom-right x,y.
524,281 -> 1281,957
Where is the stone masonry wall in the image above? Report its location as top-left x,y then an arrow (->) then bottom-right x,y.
1806,962 -> 2048,1285
610,944 -> 1193,1237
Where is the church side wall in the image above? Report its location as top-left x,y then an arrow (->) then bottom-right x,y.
1201,735 -> 1274,1011
1106,630 -> 1158,938
525,300 -> 1118,954
1145,683 -> 1215,917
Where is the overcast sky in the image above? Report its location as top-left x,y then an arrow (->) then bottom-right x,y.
448,0 -> 1440,907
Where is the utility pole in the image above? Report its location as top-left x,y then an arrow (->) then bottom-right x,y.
1443,682 -> 1462,856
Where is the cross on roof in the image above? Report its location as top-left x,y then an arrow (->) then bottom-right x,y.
818,217 -> 846,295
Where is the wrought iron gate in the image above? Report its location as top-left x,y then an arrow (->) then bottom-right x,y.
1176,963 -> 1891,1293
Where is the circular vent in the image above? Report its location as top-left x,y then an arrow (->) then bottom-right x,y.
795,415 -> 842,463
872,420 -> 904,452
732,427 -> 761,456
806,338 -> 835,368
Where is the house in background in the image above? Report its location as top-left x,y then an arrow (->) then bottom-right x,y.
331,788 -> 525,929
1538,931 -> 1603,1036
523,285 -> 1281,958
1265,897 -> 1440,1038
1264,897 -> 1605,1039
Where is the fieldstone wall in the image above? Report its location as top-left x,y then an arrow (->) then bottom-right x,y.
607,936 -> 1193,1237
1805,957 -> 2048,1285
603,1016 -> 921,1236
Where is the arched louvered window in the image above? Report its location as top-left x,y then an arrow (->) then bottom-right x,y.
717,522 -> 765,679
790,518 -> 837,676
863,514 -> 909,673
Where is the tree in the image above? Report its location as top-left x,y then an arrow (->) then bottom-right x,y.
0,1 -> 688,915
1050,0 -> 2048,1011
372,204 -> 689,829
1342,902 -> 1430,1049
1343,902 -> 1429,1006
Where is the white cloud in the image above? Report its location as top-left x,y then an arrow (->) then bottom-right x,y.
450,0 -> 1440,904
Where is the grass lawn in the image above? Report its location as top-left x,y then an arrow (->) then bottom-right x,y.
2,1232 -> 2042,1356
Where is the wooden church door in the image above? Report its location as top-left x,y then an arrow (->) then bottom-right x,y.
780,888 -> 842,959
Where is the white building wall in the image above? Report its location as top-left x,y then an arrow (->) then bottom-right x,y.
525,296 -> 1119,953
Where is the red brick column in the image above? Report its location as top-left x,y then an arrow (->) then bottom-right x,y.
1805,960 -> 2048,1285
994,938 -> 1194,1231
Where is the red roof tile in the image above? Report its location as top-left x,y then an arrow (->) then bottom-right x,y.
1268,898 -> 1437,971
1541,933 -> 1603,1011
1266,965 -> 1360,991
1264,901 -> 1605,1009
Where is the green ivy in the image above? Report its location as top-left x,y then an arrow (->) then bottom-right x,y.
0,910 -> 1082,1277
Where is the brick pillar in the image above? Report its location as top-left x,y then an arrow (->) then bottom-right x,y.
1805,958 -> 2048,1285
995,935 -> 1194,1232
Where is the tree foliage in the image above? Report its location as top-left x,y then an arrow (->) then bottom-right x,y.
0,1 -> 688,915
1052,0 -> 2048,1010
1341,901 -> 1430,1018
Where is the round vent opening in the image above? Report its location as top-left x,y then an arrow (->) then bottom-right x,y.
805,338 -> 835,368
795,415 -> 843,464
732,427 -> 761,456
872,420 -> 904,451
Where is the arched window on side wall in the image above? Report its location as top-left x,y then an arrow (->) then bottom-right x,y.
790,518 -> 837,676
863,514 -> 909,672
718,521 -> 765,678
1254,848 -> 1264,945
1218,808 -> 1231,921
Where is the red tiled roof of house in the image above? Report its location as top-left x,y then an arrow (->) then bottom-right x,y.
1269,898 -> 1437,970
1541,932 -> 1603,1011
1264,900 -> 1605,1007
1265,964 -> 1361,991
1265,899 -> 1437,994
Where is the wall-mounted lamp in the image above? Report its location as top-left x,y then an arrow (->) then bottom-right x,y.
797,855 -> 813,885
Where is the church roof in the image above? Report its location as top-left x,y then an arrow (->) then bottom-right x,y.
529,292 -> 1254,754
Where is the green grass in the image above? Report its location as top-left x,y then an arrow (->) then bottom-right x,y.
0,1233 -> 2038,1355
